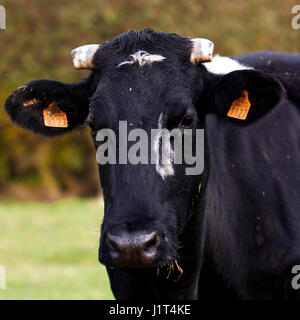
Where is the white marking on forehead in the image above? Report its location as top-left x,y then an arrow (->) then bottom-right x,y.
154,113 -> 175,180
203,54 -> 253,75
117,50 -> 166,68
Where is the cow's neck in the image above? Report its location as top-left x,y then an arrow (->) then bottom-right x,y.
201,102 -> 300,299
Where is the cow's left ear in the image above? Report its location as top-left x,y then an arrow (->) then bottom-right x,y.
5,79 -> 91,137
202,70 -> 285,123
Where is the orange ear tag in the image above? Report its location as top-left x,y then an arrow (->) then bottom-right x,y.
43,102 -> 68,128
227,90 -> 251,120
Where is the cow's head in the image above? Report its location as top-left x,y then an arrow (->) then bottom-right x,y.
5,29 -> 284,270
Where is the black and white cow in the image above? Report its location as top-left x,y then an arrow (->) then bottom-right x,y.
5,29 -> 300,299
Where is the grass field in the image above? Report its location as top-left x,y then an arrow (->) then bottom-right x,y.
0,198 -> 114,300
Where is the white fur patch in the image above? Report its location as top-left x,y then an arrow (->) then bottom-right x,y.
154,113 -> 175,180
203,54 -> 253,75
117,51 -> 166,68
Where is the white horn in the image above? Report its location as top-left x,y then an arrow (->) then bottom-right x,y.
190,38 -> 214,63
71,44 -> 100,69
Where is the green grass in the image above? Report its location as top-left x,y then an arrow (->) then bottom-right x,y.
0,198 -> 114,300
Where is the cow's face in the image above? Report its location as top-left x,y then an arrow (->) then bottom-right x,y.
5,29 -> 285,270
88,31 -> 210,268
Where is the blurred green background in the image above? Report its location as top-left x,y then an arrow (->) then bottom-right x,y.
0,0 -> 299,299
0,198 -> 114,300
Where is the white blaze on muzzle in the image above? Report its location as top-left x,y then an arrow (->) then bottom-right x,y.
71,44 -> 100,69
190,38 -> 214,63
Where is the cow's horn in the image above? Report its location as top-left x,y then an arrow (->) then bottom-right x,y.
190,38 -> 214,63
71,44 -> 100,69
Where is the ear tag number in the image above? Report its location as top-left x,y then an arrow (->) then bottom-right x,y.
227,90 -> 251,120
43,102 -> 68,128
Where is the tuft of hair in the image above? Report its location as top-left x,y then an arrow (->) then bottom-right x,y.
117,50 -> 166,67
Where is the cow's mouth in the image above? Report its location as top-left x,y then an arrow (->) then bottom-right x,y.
156,259 -> 184,281
102,256 -> 184,281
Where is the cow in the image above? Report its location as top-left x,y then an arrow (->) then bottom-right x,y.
4,29 -> 300,300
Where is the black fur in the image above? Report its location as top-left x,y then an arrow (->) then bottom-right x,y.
4,29 -> 300,299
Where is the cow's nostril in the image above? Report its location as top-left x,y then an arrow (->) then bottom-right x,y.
106,234 -> 120,256
143,232 -> 160,252
105,230 -> 160,268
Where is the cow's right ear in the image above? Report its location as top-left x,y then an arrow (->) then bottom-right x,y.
201,70 -> 285,123
5,79 -> 91,137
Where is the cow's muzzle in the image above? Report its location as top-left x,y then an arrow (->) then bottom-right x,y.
105,230 -> 160,268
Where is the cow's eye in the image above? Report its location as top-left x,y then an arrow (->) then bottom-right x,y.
180,115 -> 194,129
